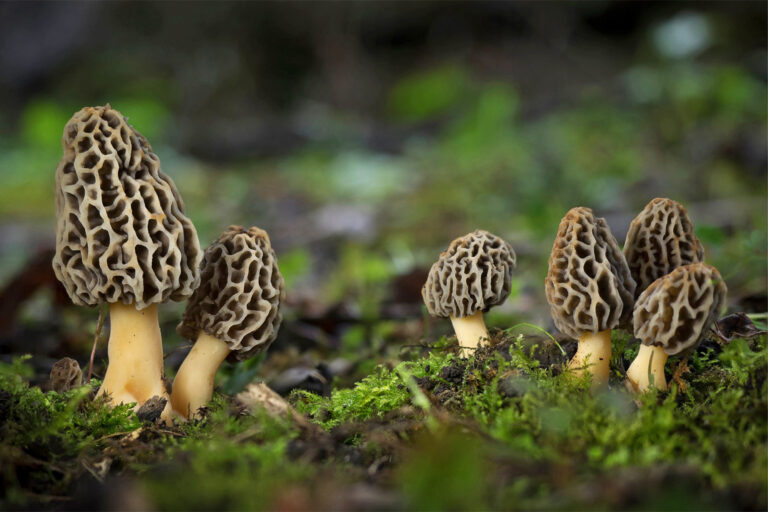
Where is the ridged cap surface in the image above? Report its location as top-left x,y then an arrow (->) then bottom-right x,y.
178,226 -> 285,360
624,198 -> 704,297
634,263 -> 726,355
422,230 -> 516,318
545,207 -> 636,339
52,105 -> 201,309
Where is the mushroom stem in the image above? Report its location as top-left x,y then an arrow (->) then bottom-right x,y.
568,329 -> 612,386
171,332 -> 231,420
626,344 -> 668,392
97,303 -> 171,421
450,311 -> 490,357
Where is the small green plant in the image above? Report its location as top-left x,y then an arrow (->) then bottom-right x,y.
293,349 -> 455,430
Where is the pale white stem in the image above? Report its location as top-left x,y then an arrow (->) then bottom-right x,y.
450,311 -> 490,357
568,329 -> 612,388
626,344 -> 668,392
171,332 -> 231,420
97,302 -> 172,423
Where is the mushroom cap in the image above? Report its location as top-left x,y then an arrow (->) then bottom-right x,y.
52,105 -> 201,309
422,230 -> 516,318
49,357 -> 83,393
634,263 -> 727,355
624,198 -> 704,298
545,207 -> 636,339
177,225 -> 286,361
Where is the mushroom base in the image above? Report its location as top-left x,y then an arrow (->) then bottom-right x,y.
170,332 -> 231,420
450,311 -> 490,357
568,329 -> 612,387
97,302 -> 171,422
626,344 -> 668,392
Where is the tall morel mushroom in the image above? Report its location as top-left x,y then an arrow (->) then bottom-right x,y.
422,230 -> 516,357
624,198 -> 704,297
52,105 -> 201,417
172,225 -> 285,419
626,263 -> 727,392
545,207 -> 635,386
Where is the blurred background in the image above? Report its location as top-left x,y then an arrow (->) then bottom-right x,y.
0,1 -> 765,390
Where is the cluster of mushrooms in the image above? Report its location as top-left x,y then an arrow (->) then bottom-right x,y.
52,106 -> 285,422
51,105 -> 727,424
423,201 -> 727,393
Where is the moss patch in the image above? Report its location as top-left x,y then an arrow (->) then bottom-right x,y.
1,330 -> 765,511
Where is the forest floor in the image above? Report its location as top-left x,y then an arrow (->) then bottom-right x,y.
1,310 -> 766,511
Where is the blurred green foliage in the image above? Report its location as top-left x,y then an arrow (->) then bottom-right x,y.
388,65 -> 469,122
275,248 -> 311,290
398,432 -> 489,511
1,62 -> 764,312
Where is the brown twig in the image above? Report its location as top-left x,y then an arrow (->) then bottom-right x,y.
163,343 -> 193,360
93,430 -> 142,443
87,306 -> 106,382
21,491 -> 72,502
671,354 -> 691,393
80,459 -> 105,483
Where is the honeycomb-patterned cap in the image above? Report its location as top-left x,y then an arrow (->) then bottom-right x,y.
49,357 -> 83,393
545,207 -> 636,339
177,225 -> 286,360
422,230 -> 516,318
624,198 -> 705,297
634,263 -> 726,355
52,105 -> 201,309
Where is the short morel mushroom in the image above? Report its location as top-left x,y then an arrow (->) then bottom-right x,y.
626,263 -> 727,392
49,357 -> 83,393
545,207 -> 635,386
624,198 -> 704,297
172,226 -> 285,419
422,230 -> 516,357
52,105 -> 201,418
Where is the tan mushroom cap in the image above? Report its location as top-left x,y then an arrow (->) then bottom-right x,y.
545,207 -> 636,339
178,225 -> 286,361
634,263 -> 727,356
422,230 -> 516,318
624,198 -> 704,297
52,105 -> 201,309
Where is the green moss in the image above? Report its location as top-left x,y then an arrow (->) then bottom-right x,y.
0,357 -> 141,504
290,332 -> 766,509
293,349 -> 455,430
141,401 -> 311,511
1,331 -> 765,510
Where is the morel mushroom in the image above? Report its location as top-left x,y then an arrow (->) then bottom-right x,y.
422,230 -> 516,357
49,357 -> 83,393
626,263 -> 726,392
545,207 -> 635,386
624,198 -> 704,297
52,105 -> 201,418
171,226 -> 285,419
